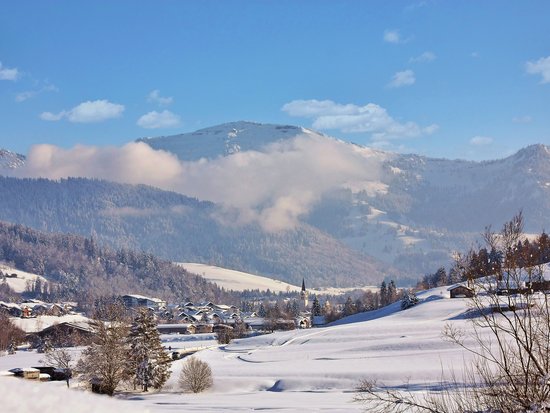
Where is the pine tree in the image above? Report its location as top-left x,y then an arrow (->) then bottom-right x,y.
387,280 -> 398,304
343,296 -> 356,317
311,296 -> 322,316
127,308 -> 171,392
380,281 -> 388,307
258,303 -> 267,318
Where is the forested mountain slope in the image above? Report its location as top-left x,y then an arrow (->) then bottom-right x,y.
0,177 -> 387,287
0,220 -> 237,305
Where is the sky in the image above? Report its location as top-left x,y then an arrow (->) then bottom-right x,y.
1,1 -> 549,161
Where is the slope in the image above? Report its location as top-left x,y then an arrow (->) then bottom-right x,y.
0,176 -> 389,287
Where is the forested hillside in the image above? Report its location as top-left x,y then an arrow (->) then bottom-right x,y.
0,220 -> 238,306
0,176 -> 387,287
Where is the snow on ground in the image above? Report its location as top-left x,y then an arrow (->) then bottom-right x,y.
1,287 -> 488,412
0,263 -> 48,293
178,262 -> 301,293
179,262 -> 377,294
11,314 -> 91,333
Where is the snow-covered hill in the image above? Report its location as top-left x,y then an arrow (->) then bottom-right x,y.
0,264 -> 48,293
178,262 -> 301,293
1,286 -> 480,412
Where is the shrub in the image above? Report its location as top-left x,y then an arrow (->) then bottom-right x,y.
178,357 -> 213,393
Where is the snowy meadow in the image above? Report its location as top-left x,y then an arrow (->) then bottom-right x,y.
1,288 -> 480,412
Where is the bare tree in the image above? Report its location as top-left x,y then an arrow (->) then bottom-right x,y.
42,347 -> 74,387
356,212 -> 550,413
76,303 -> 130,396
178,356 -> 213,393
0,313 -> 25,354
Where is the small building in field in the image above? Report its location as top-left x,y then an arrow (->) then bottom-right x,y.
22,368 -> 40,380
449,285 -> 475,298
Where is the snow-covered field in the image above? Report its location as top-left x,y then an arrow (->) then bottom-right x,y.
0,264 -> 48,293
0,287 -> 482,412
179,262 -> 378,294
178,262 -> 301,293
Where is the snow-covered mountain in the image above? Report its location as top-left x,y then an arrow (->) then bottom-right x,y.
139,122 -> 550,276
3,122 -> 549,282
0,149 -> 25,169
137,121 -> 322,161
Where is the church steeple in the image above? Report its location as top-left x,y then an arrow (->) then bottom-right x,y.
300,278 -> 308,308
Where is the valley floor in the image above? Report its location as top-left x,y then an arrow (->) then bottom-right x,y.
1,288 -> 480,412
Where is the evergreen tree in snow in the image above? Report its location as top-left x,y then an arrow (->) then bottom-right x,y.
387,280 -> 398,304
311,295 -> 322,316
380,281 -> 388,307
343,296 -> 356,317
258,303 -> 267,318
401,290 -> 419,310
127,308 -> 171,392
291,300 -> 300,317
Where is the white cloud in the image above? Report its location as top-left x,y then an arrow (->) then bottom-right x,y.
40,111 -> 66,121
147,89 -> 173,106
383,30 -> 401,44
137,110 -> 181,129
512,115 -> 533,124
404,1 -> 428,12
388,70 -> 416,88
526,56 -> 550,84
0,61 -> 19,80
282,99 -> 437,141
409,51 -> 436,63
11,136 -> 384,232
16,82 -> 58,102
470,136 -> 493,146
39,100 -> 125,123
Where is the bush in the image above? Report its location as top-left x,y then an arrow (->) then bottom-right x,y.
178,357 -> 213,393
400,290 -> 419,310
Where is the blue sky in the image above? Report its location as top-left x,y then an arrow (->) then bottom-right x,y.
1,1 -> 549,160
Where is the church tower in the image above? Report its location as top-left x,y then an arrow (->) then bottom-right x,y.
300,278 -> 309,309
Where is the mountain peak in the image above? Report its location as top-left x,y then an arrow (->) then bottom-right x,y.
0,148 -> 25,169
510,144 -> 550,166
137,121 -> 315,161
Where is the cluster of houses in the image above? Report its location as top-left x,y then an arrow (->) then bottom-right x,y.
121,294 -> 314,334
0,299 -> 76,318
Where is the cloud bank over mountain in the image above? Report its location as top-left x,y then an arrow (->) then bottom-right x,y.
8,134 -> 383,232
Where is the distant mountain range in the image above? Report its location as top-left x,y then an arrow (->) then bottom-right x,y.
2,121 -> 550,286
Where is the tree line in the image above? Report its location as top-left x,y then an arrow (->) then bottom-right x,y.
0,220 -> 240,309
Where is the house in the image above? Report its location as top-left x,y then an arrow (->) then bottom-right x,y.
186,324 -> 213,334
122,294 -> 167,310
296,316 -> 311,329
46,303 -> 65,317
33,321 -> 95,347
449,285 -> 475,298
0,301 -> 22,317
156,323 -> 190,334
